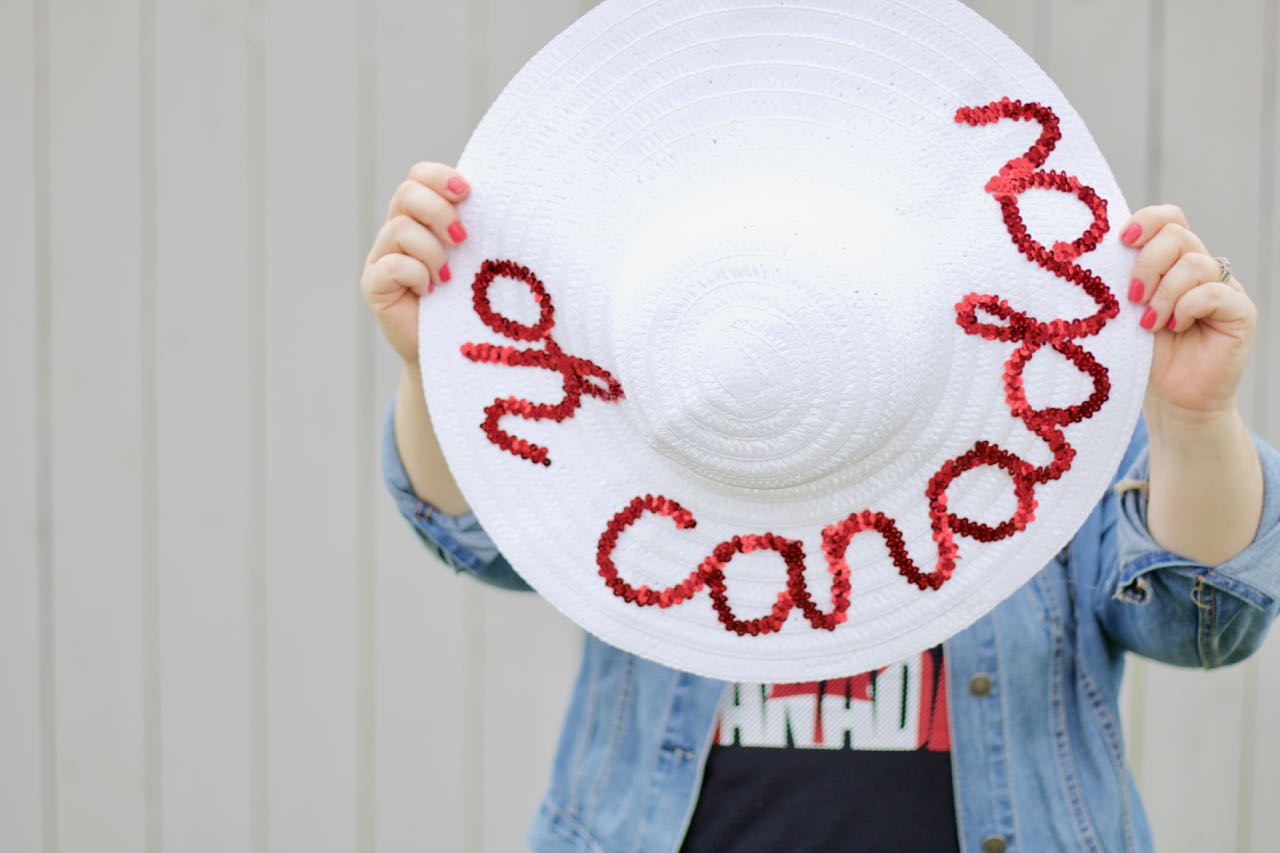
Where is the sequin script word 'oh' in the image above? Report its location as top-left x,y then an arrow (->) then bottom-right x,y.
460,258 -> 624,466
595,98 -> 1118,636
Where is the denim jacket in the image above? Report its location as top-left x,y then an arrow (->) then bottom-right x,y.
382,396 -> 1280,852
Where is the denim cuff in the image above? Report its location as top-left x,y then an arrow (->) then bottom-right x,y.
1113,422 -> 1280,612
381,393 -> 503,576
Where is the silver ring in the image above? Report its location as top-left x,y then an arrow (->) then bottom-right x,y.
1213,255 -> 1231,283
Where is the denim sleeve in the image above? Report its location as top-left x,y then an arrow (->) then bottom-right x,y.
381,393 -> 533,592
1095,414 -> 1280,668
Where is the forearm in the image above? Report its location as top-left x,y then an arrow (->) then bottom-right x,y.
1144,400 -> 1264,566
393,361 -> 471,516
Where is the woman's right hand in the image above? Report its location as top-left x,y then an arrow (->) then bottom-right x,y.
363,161 -> 474,516
361,161 -> 471,364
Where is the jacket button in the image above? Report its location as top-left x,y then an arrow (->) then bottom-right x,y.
981,834 -> 1009,853
968,673 -> 993,696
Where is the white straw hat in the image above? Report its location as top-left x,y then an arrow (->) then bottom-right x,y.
418,0 -> 1151,681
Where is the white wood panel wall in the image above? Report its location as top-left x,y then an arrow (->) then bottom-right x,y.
1,1 -> 1276,851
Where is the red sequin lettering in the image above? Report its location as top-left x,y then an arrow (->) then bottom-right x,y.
461,258 -> 624,465
594,98 -> 1117,634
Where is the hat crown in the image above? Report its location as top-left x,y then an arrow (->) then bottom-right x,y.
610,172 -> 948,492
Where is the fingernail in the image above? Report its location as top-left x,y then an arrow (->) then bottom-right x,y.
448,221 -> 467,243
1140,306 -> 1157,330
1166,313 -> 1176,330
447,176 -> 469,195
1127,278 -> 1144,302
427,279 -> 435,294
1121,222 -> 1141,244
439,262 -> 451,283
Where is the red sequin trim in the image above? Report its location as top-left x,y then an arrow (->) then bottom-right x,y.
595,494 -> 850,636
460,258 -> 624,466
594,98 -> 1117,634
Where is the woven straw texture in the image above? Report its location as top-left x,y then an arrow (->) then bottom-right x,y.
419,0 -> 1152,681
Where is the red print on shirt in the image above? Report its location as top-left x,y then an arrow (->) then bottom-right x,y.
713,647 -> 950,751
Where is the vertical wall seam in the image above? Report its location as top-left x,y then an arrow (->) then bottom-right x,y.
356,0 -> 378,850
1032,0 -> 1050,73
139,0 -> 161,850
1237,8 -> 1278,852
247,2 -> 268,851
1146,0 -> 1165,205
33,0 -> 56,849
464,6 -> 489,851
1124,0 -> 1166,790
1256,0 -> 1279,442
1237,661 -> 1258,853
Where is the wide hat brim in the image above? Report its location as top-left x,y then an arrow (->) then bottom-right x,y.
420,0 -> 1152,681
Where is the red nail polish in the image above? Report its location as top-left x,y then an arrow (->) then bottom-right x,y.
439,262 -> 451,283
1166,314 -> 1176,330
447,176 -> 469,195
427,278 -> 435,294
448,221 -> 467,243
1140,306 -> 1157,329
1121,222 -> 1141,244
1127,278 -> 1144,302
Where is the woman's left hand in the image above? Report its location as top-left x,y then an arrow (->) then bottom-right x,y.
1120,205 -> 1265,567
1119,204 -> 1258,418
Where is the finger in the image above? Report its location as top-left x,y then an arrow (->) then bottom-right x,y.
400,161 -> 470,210
365,214 -> 450,286
1167,280 -> 1257,334
1117,203 -> 1190,247
1139,251 -> 1219,332
1127,222 -> 1210,303
362,252 -> 433,303
387,178 -> 468,247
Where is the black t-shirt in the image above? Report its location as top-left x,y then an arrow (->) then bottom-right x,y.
679,644 -> 959,853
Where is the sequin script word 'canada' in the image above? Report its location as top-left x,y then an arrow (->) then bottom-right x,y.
459,258 -> 624,466
595,97 -> 1118,637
